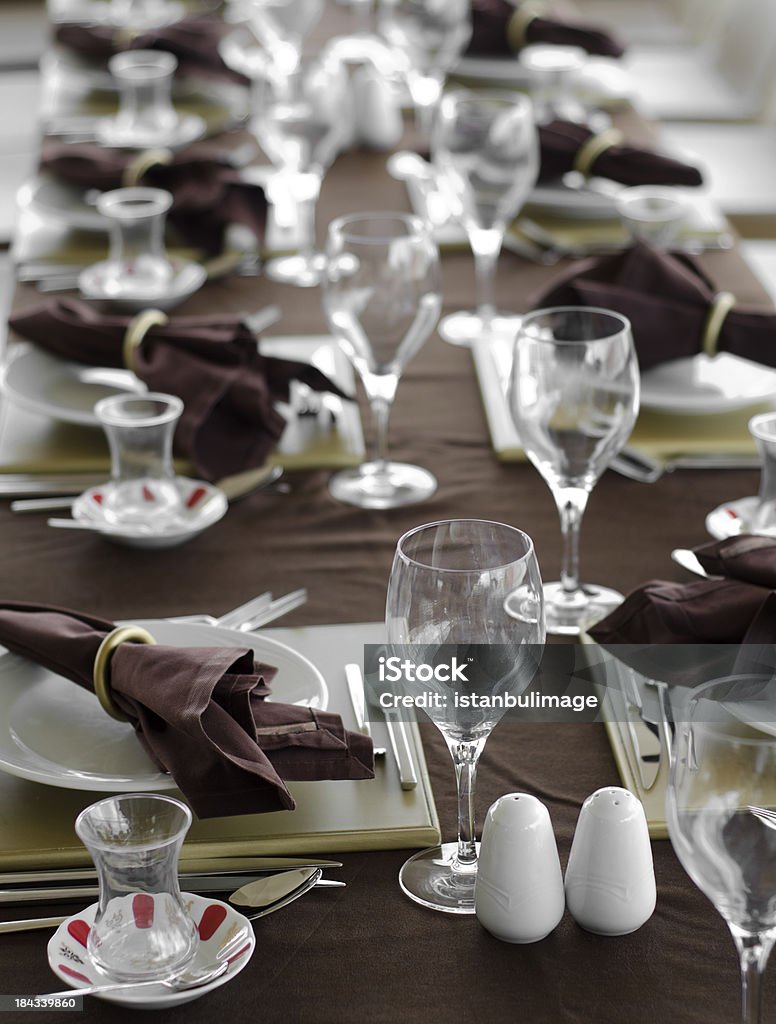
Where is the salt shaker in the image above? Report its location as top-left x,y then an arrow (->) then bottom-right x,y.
475,793 -> 565,943
565,787 -> 656,936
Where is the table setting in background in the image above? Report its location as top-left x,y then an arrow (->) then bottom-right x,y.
0,0 -> 776,1021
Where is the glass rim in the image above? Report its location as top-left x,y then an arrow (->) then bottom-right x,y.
327,210 -> 429,245
97,187 -> 173,219
517,306 -> 632,345
748,410 -> 776,441
95,392 -> 184,427
395,518 -> 536,574
683,673 -> 776,747
109,49 -> 178,75
75,793 -> 192,853
440,88 -> 534,112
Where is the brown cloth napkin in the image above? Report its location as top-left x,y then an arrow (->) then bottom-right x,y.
537,120 -> 703,187
40,141 -> 267,256
9,299 -> 349,482
53,15 -> 248,85
468,0 -> 625,58
533,241 -> 776,371
0,603 -> 374,819
587,536 -> 776,685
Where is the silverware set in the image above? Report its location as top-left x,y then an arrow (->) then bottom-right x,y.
345,663 -> 416,790
611,447 -> 760,483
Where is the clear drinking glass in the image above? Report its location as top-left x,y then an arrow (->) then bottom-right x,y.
105,50 -> 179,148
379,0 -> 471,141
254,56 -> 352,287
243,0 -> 323,75
747,412 -> 776,535
509,307 -> 640,635
385,518 -> 545,913
519,44 -> 588,125
666,675 -> 776,1024
94,392 -> 184,527
432,90 -> 539,347
615,185 -> 689,250
75,794 -> 198,981
322,211 -> 441,508
107,0 -> 183,28
91,187 -> 174,299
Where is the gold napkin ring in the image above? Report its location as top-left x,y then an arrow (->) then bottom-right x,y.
123,309 -> 169,371
93,625 -> 157,722
507,3 -> 545,50
702,291 -> 736,357
573,129 -> 625,178
122,148 -> 175,188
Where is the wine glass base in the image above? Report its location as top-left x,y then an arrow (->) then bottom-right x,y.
399,842 -> 479,915
329,462 -> 437,509
438,310 -> 522,348
264,253 -> 326,287
543,580 -> 625,637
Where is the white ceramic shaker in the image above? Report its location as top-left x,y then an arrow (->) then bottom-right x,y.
565,786 -> 656,936
475,793 -> 565,943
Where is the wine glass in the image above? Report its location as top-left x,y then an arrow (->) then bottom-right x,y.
240,0 -> 323,74
432,90 -> 539,347
322,212 -> 441,509
667,675 -> 776,1024
508,306 -> 639,636
379,0 -> 472,140
385,518 -> 545,913
253,55 -> 352,287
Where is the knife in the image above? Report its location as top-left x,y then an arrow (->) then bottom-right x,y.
345,663 -> 386,756
622,670 -> 674,791
0,859 -> 342,887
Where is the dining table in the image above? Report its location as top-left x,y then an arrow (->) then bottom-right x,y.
0,4 -> 774,1021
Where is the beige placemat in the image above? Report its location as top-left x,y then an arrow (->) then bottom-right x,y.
0,337 -> 364,475
471,333 -> 769,463
0,622 -> 440,870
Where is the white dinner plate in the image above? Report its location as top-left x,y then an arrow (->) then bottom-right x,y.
0,344 -> 145,426
0,618 -> 328,791
454,55 -> 633,104
640,353 -> 776,414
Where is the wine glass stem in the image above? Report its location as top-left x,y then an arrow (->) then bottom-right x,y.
469,227 -> 503,328
294,181 -> 321,261
732,927 -> 775,1024
451,739 -> 486,866
363,373 -> 398,473
409,73 -> 442,140
555,486 -> 589,596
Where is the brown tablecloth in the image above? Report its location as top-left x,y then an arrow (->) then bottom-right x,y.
1,27 -> 774,1024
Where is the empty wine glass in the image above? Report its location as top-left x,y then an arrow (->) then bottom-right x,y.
667,675 -> 776,1024
386,518 -> 545,913
322,212 -> 441,509
509,307 -> 639,635
241,0 -> 323,74
432,90 -> 539,347
253,55 -> 352,287
379,0 -> 471,140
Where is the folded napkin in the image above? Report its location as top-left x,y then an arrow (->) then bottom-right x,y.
537,120 -> 703,187
40,141 -> 267,257
9,299 -> 349,482
468,0 -> 625,58
0,603 -> 373,819
54,15 -> 247,84
533,241 -> 776,371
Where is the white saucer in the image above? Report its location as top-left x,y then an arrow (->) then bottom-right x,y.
47,893 -> 255,1010
49,0 -> 184,28
96,113 -> 206,151
705,495 -> 758,539
78,258 -> 207,313
641,353 -> 776,415
69,477 -> 228,548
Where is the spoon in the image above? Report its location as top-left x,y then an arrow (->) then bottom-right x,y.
39,931 -> 249,999
670,548 -> 721,579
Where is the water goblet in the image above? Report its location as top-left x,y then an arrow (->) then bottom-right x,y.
253,56 -> 353,287
378,0 -> 471,141
94,392 -> 184,528
75,793 -> 198,981
518,44 -> 588,125
242,0 -> 323,75
508,306 -> 640,635
666,675 -> 776,1024
385,518 -> 545,913
747,412 -> 776,535
432,90 -> 539,347
322,211 -> 441,509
